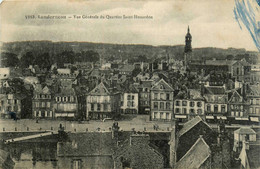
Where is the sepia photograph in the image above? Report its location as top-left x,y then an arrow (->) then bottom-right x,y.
0,0 -> 260,168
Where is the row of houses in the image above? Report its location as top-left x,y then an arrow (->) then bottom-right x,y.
21,78 -> 260,124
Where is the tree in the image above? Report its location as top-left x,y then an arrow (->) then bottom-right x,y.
20,52 -> 35,68
79,50 -> 100,63
35,53 -> 52,70
1,52 -> 19,67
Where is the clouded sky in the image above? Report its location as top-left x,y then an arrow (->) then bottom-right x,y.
0,0 -> 258,51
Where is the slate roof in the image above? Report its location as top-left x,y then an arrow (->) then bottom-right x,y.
247,144 -> 260,169
0,149 -> 15,169
234,127 -> 256,135
57,132 -> 116,157
247,85 -> 260,96
57,87 -> 76,96
204,86 -> 226,95
175,137 -> 211,169
89,82 -> 110,95
119,64 -> 135,72
188,89 -> 204,100
178,116 -> 211,137
151,78 -> 174,91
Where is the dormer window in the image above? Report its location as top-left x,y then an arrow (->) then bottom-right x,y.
160,85 -> 164,89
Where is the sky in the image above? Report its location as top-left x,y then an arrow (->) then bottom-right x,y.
0,0 -> 259,51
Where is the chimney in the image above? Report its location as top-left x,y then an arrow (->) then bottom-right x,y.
112,122 -> 120,140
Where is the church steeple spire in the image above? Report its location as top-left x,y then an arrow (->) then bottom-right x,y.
185,26 -> 192,53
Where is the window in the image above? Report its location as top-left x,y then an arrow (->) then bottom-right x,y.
190,102 -> 195,107
72,159 -> 82,169
182,101 -> 187,106
207,105 -> 211,112
97,104 -> 101,111
160,93 -> 164,100
166,93 -> 170,100
35,102 -> 39,108
132,101 -> 135,107
47,102 -> 51,108
197,102 -> 202,107
127,95 -> 131,100
154,102 -> 158,109
1,101 -> 4,105
190,109 -> 195,114
160,85 -> 164,89
221,105 -> 226,113
166,102 -> 170,109
175,108 -> 180,114
250,99 -> 253,105
257,99 -> 260,105
127,101 -> 131,107
154,112 -> 158,119
132,95 -> 135,100
176,101 -> 180,106
166,113 -> 170,120
183,108 -> 187,114
154,93 -> 158,99
91,104 -> 94,111
144,94 -> 148,98
104,104 -> 107,111
214,105 -> 218,113
160,102 -> 164,109
42,102 -> 45,107
197,109 -> 202,114
14,100 -> 17,104
160,112 -> 163,119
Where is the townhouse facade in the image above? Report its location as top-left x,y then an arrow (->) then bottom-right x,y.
32,85 -> 53,118
247,85 -> 260,123
53,86 -> 78,119
86,82 -> 120,120
227,88 -> 249,122
203,86 -> 228,121
120,86 -> 139,114
138,80 -> 152,114
150,79 -> 174,121
174,89 -> 205,122
0,93 -> 24,119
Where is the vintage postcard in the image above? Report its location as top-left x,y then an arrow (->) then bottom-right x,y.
0,0 -> 259,168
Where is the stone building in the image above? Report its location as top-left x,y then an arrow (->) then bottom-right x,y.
150,79 -> 174,121
53,86 -> 78,119
32,84 -> 53,118
203,86 -> 228,121
120,85 -> 139,114
174,89 -> 205,122
247,85 -> 260,123
86,82 -> 120,120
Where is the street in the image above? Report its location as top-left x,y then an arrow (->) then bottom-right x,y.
0,115 -> 173,133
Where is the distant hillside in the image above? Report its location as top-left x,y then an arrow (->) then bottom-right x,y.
1,41 -> 259,63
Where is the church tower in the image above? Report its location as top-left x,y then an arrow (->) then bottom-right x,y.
185,26 -> 192,53
184,26 -> 192,70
